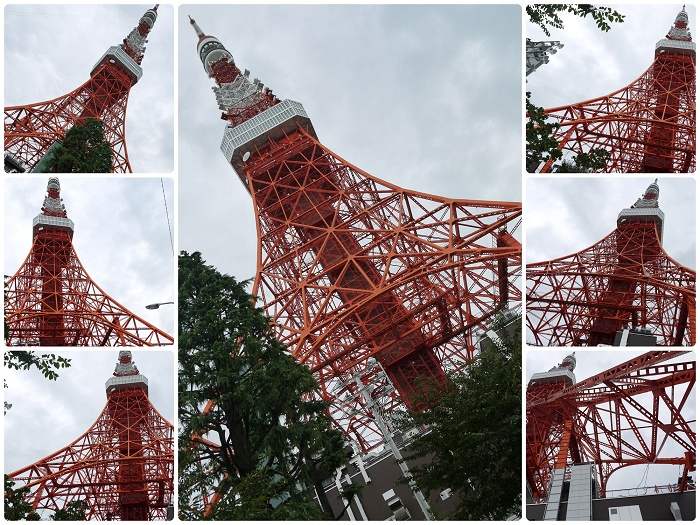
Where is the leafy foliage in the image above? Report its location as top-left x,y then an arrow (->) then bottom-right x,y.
555,148 -> 611,172
4,352 -> 71,380
527,4 -> 625,36
526,92 -> 562,172
178,251 -> 348,520
4,475 -> 40,521
4,352 -> 72,414
399,314 -> 522,520
41,118 -> 112,173
51,500 -> 89,521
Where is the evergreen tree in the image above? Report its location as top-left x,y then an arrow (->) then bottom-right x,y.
178,251 -> 349,520
4,475 -> 40,521
526,92 -> 562,172
399,314 -> 522,520
41,118 -> 112,173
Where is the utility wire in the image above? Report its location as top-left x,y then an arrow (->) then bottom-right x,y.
161,178 -> 174,256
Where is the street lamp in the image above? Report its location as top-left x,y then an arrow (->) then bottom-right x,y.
145,301 -> 174,310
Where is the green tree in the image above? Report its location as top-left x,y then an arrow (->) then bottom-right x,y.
40,118 -> 112,173
527,4 -> 625,36
399,314 -> 522,520
51,500 -> 89,521
178,251 -> 349,520
4,475 -> 40,521
526,92 -> 562,172
4,352 -> 71,414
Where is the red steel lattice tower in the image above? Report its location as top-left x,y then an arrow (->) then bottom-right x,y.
526,351 -> 695,508
527,180 -> 696,347
4,5 -> 159,173
7,351 -> 174,520
4,177 -> 173,346
537,6 -> 695,173
190,18 -> 522,450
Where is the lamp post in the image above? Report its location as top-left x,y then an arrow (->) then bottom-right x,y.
145,301 -> 174,310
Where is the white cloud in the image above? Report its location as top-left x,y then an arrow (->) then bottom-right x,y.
526,177 -> 695,269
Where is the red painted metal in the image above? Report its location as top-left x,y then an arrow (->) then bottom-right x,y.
7,352 -> 174,520
4,6 -> 159,173
527,180 -> 695,347
190,17 -> 522,451
537,7 -> 695,173
5,178 -> 173,346
526,351 -> 696,502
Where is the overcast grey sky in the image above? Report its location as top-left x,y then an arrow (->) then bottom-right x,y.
527,350 -> 696,493
526,4 -> 696,111
526,177 -> 696,270
4,350 -> 174,483
4,4 -> 174,173
4,176 -> 176,339
178,4 -> 522,283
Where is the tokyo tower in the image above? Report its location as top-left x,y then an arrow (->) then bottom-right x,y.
7,351 -> 174,520
188,17 -> 522,450
4,5 -> 160,173
4,177 -> 174,346
535,6 -> 695,173
526,351 -> 695,518
527,179 -> 696,347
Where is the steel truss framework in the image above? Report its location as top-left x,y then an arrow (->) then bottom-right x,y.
538,10 -> 695,173
526,351 -> 696,503
5,230 -> 173,346
189,17 -> 522,453
8,386 -> 174,520
245,129 -> 522,450
3,6 -> 159,173
527,222 -> 696,347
